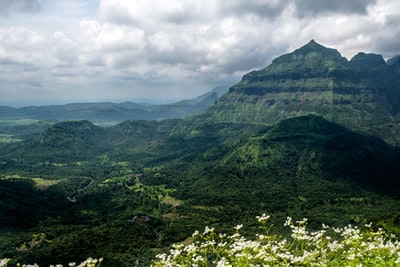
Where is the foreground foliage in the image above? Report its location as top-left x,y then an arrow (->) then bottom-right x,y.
3,215 -> 399,266
152,215 -> 400,266
0,257 -> 102,267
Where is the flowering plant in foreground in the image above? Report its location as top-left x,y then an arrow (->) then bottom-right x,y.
0,257 -> 102,267
152,214 -> 400,266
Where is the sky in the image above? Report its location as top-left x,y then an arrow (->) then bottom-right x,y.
0,0 -> 399,106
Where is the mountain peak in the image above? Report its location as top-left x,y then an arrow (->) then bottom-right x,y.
301,39 -> 324,49
272,40 -> 346,64
298,39 -> 337,52
350,52 -> 385,66
208,41 -> 400,145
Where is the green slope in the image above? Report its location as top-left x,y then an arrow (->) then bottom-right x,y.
134,115 -> 400,229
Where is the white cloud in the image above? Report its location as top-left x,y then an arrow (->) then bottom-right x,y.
0,0 -> 45,16
78,19 -> 146,68
0,0 -> 400,106
53,31 -> 78,65
0,27 -> 48,65
293,0 -> 376,16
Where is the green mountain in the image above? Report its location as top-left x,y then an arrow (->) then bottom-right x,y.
206,40 -> 400,145
168,115 -> 400,205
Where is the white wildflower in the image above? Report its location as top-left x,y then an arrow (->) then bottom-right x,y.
203,226 -> 214,235
284,216 -> 292,226
296,218 -> 308,225
192,230 -> 199,237
216,257 -> 232,267
256,213 -> 270,222
322,223 -> 329,229
192,255 -> 204,263
0,259 -> 10,267
347,253 -> 356,260
229,233 -> 241,239
234,224 -> 243,231
219,233 -> 227,238
396,252 -> 400,264
170,248 -> 182,257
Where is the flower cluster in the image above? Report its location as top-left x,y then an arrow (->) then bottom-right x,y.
0,258 -> 102,267
151,215 -> 400,266
0,259 -> 10,267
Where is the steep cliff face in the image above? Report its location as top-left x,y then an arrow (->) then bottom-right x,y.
206,40 -> 400,145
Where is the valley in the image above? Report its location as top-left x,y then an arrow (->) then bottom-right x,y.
1,41 -> 400,266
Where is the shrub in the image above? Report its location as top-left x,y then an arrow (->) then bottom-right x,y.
0,258 -> 102,267
2,215 -> 399,266
152,214 -> 400,266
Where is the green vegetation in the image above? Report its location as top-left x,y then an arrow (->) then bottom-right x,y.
0,257 -> 103,267
0,115 -> 399,266
0,175 -> 64,189
3,216 -> 399,266
0,118 -> 43,128
0,134 -> 22,143
152,215 -> 400,266
0,41 -> 399,266
203,40 -> 400,145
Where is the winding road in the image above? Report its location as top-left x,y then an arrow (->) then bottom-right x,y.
67,177 -> 94,203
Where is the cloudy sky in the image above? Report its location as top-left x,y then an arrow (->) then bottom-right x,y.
1,0 -> 399,106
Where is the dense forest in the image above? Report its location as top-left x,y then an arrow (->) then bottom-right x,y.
1,115 -> 399,266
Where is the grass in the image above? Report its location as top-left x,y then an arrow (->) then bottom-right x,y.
31,178 -> 64,190
0,118 -> 41,127
163,195 -> 183,207
0,134 -> 22,143
1,175 -> 63,189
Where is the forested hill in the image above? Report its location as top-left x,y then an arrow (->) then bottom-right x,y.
205,40 -> 400,145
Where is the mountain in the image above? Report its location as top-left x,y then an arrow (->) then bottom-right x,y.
205,40 -> 400,145
174,115 -> 399,202
0,86 -> 229,123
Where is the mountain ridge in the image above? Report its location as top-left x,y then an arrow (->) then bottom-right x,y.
0,86 -> 230,123
204,40 -> 400,145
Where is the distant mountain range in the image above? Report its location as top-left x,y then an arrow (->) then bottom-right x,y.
0,86 -> 229,123
204,40 -> 400,145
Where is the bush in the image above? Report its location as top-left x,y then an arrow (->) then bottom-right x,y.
152,214 -> 400,266
0,257 -> 102,267
2,215 -> 399,266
